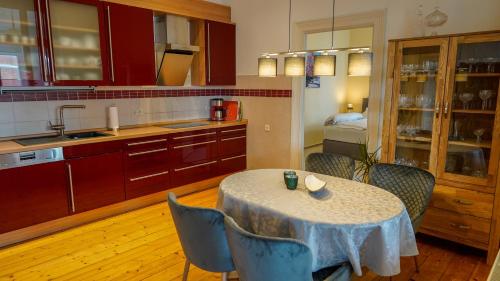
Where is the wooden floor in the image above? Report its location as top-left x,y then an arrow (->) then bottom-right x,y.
0,188 -> 492,281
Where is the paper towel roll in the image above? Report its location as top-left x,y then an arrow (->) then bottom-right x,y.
107,106 -> 119,132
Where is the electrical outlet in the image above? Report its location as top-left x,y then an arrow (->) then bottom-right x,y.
264,124 -> 271,132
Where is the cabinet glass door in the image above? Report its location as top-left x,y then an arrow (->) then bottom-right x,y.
46,0 -> 108,85
389,38 -> 449,173
0,0 -> 45,86
438,34 -> 500,187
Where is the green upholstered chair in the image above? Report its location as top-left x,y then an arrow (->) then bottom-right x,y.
305,153 -> 355,180
224,216 -> 352,281
368,163 -> 435,273
168,193 -> 234,281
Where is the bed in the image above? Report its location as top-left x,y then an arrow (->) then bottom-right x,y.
323,98 -> 368,161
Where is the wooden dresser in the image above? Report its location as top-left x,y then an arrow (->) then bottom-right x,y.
381,31 -> 500,263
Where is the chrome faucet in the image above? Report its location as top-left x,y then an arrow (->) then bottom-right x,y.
50,105 -> 86,136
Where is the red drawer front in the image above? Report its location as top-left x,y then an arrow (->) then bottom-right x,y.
125,136 -> 168,153
170,129 -> 217,144
171,161 -> 218,187
126,170 -> 171,199
64,140 -> 122,159
125,148 -> 169,178
170,140 -> 218,168
219,125 -> 247,138
219,135 -> 246,158
219,155 -> 246,175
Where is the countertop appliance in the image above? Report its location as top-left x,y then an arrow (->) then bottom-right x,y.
0,147 -> 64,170
210,98 -> 226,121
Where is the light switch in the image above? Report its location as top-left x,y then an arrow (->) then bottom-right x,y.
264,124 -> 271,132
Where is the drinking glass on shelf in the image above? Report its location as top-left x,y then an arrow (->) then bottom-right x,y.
458,92 -> 474,109
479,90 -> 493,110
485,57 -> 497,73
467,58 -> 478,73
453,120 -> 463,140
473,128 -> 485,143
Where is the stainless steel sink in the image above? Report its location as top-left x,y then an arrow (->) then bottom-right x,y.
158,122 -> 210,129
15,131 -> 110,146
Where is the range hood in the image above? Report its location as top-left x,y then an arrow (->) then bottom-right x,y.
154,14 -> 200,86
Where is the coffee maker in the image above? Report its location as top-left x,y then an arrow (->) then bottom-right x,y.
210,98 -> 226,121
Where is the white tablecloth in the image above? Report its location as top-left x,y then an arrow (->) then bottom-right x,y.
217,169 -> 418,276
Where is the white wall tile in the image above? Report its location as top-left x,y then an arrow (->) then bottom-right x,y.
0,123 -> 15,138
15,121 -> 50,136
80,117 -> 105,130
0,103 -> 14,123
13,101 -> 49,122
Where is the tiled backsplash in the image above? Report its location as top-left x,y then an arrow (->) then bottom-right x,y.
0,88 -> 292,138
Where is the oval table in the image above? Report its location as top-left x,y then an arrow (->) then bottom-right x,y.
217,169 -> 418,277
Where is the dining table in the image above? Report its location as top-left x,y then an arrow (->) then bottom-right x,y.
217,169 -> 419,277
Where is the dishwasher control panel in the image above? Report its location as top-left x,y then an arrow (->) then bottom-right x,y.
0,147 -> 64,170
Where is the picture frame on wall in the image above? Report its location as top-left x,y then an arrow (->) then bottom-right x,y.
306,54 -> 320,88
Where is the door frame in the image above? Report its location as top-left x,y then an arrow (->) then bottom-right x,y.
289,10 -> 386,169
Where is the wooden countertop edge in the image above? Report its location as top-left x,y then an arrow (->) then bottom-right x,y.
0,119 -> 248,155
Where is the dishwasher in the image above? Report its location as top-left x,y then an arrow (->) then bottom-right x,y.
0,148 -> 70,234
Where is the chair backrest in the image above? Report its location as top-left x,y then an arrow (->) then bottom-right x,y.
224,216 -> 314,281
167,193 -> 234,272
368,163 -> 435,231
306,153 -> 355,180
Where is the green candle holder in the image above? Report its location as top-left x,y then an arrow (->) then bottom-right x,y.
284,174 -> 299,190
283,170 -> 296,182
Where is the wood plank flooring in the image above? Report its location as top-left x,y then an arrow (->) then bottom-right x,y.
0,188 -> 492,281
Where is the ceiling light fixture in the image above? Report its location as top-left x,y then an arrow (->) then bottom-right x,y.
313,0 -> 336,76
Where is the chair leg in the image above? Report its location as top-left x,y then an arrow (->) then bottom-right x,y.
414,255 -> 420,273
182,260 -> 190,281
221,272 -> 228,281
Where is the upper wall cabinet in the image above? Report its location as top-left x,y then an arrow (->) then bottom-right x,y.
104,2 -> 156,86
205,20 -> 236,86
0,0 -> 46,86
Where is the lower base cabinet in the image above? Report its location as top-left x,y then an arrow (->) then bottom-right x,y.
67,151 -> 125,213
0,162 -> 69,234
171,160 -> 219,187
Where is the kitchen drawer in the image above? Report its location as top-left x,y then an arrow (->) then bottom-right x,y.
429,185 -> 494,219
420,207 -> 491,247
125,136 -> 168,153
219,125 -> 246,138
219,154 -> 246,175
171,161 -> 218,187
170,129 -> 217,144
219,135 -> 246,158
170,139 -> 218,168
64,140 -> 122,159
126,170 -> 170,199
125,147 -> 169,178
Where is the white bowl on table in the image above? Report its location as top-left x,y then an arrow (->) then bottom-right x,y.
305,175 -> 326,193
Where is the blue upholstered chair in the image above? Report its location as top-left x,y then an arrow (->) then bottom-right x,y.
224,216 -> 352,281
368,163 -> 435,273
167,193 -> 234,281
306,153 -> 355,180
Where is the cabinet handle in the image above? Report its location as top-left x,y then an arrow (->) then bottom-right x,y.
174,161 -> 217,172
222,154 -> 246,162
174,140 -> 216,149
221,136 -> 246,142
36,0 -> 48,82
444,102 -> 449,117
434,101 -> 440,115
128,148 -> 168,157
67,163 -> 76,213
453,199 -> 474,206
127,138 -> 167,146
221,128 -> 246,134
129,171 -> 169,182
449,223 -> 470,230
207,22 -> 211,84
173,132 -> 216,140
45,0 -> 56,81
106,6 -> 115,83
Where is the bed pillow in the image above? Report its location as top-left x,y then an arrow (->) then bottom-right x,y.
324,112 -> 364,125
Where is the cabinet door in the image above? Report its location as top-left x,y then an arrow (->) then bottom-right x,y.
205,20 -> 235,85
105,2 -> 155,86
0,0 -> 47,86
43,0 -> 110,85
67,151 -> 125,213
387,38 -> 449,174
0,162 -> 69,234
437,33 -> 500,187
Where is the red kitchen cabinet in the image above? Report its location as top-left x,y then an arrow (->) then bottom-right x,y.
218,125 -> 246,175
104,2 -> 156,86
0,161 -> 69,234
66,150 -> 125,213
205,20 -> 236,85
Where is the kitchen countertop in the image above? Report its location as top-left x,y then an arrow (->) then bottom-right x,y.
0,119 -> 247,155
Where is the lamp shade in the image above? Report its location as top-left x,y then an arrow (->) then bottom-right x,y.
348,52 -> 372,76
313,54 -> 336,76
285,56 -> 305,76
258,57 -> 278,77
